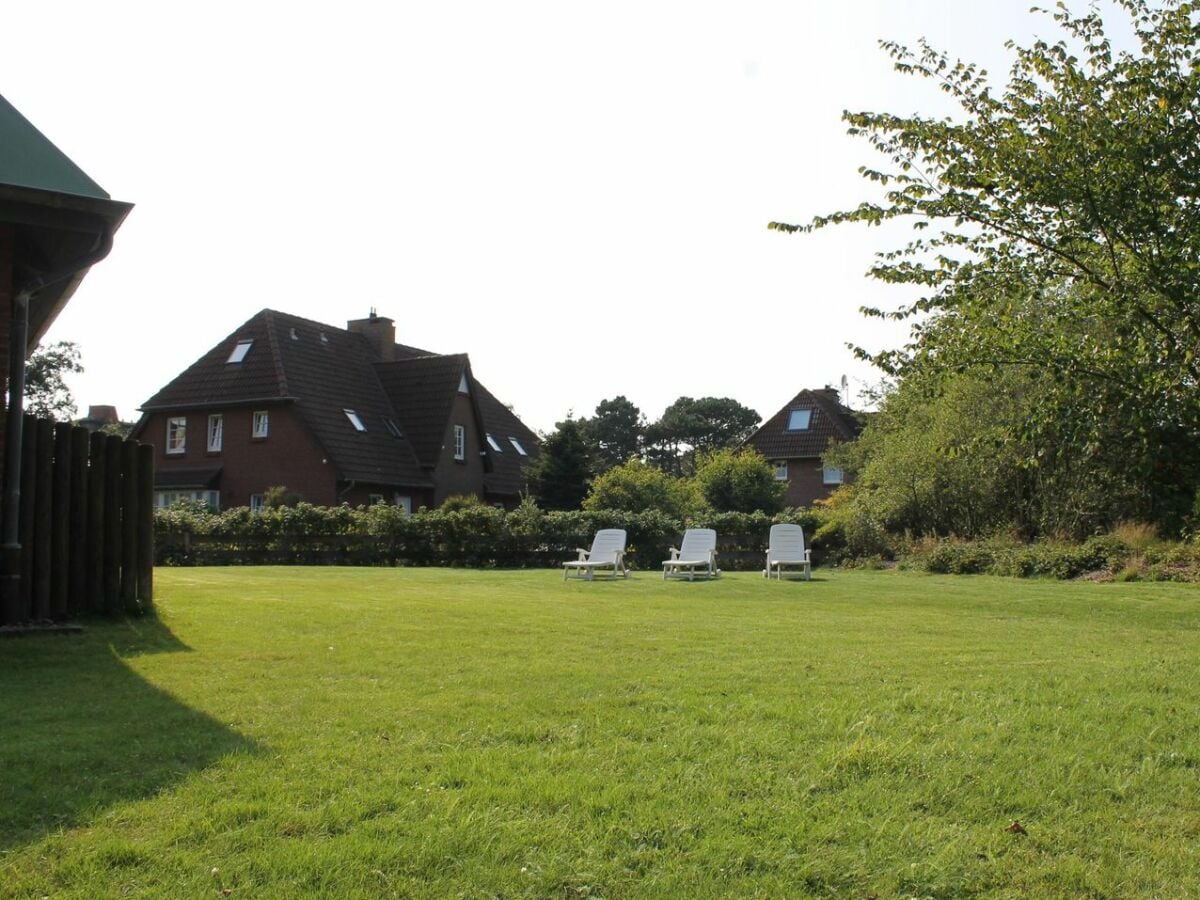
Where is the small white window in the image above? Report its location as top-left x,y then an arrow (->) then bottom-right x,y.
249,493 -> 265,512
369,493 -> 385,505
207,414 -> 223,453
227,340 -> 253,364
787,409 -> 812,431
289,328 -> 299,340
344,409 -> 366,432
166,417 -> 187,454
774,461 -> 788,481
320,332 -> 329,343
453,424 -> 466,460
508,436 -> 528,456
458,372 -> 469,394
252,410 -> 269,438
486,434 -> 503,452
384,418 -> 403,438
823,467 -> 844,485
394,494 -> 413,515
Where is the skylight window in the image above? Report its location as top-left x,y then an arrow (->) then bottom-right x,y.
227,340 -> 253,364
486,434 -> 503,452
786,409 -> 812,431
289,328 -> 299,340
384,417 -> 403,438
508,437 -> 528,456
320,332 -> 329,343
343,409 -> 366,432
458,372 -> 470,394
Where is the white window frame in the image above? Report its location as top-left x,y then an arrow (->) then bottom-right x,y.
207,414 -> 223,453
344,409 -> 367,432
166,416 -> 187,455
458,372 -> 469,394
249,493 -> 265,512
787,409 -> 812,431
508,436 -> 528,456
394,494 -> 413,515
774,461 -> 788,481
453,424 -> 466,461
823,467 -> 844,485
368,493 -> 385,505
252,410 -> 269,438
486,433 -> 503,452
155,490 -> 219,510
227,340 -> 253,364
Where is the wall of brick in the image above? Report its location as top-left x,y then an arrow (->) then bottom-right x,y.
142,403 -> 339,507
779,457 -> 843,508
432,392 -> 486,505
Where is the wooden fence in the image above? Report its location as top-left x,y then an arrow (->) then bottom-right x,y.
0,415 -> 154,626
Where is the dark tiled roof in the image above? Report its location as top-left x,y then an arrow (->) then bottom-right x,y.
744,388 -> 863,460
139,309 -> 538,493
474,380 -> 540,497
374,355 -> 467,467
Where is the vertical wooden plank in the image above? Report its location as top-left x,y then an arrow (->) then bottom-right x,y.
87,431 -> 106,614
33,418 -> 53,620
68,426 -> 90,616
136,442 -> 154,611
120,439 -> 139,614
51,422 -> 72,619
18,414 -> 37,621
103,434 -> 122,614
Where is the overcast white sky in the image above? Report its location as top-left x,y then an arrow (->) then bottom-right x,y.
1,1 -> 1129,433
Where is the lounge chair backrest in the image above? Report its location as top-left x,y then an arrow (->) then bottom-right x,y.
589,529 -> 627,563
768,524 -> 807,561
678,528 -> 717,559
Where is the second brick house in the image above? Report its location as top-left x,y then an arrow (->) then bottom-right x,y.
133,309 -> 539,511
743,386 -> 862,508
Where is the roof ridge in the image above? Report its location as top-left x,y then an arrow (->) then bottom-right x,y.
261,310 -> 290,397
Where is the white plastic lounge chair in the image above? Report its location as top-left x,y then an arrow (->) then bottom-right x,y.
563,529 -> 630,580
764,523 -> 811,580
662,528 -> 721,580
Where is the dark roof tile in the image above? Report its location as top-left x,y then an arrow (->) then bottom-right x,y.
744,388 -> 862,460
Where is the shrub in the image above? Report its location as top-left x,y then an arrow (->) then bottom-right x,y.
691,448 -> 785,514
583,459 -> 697,518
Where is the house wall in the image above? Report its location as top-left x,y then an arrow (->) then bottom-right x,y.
341,483 -> 434,511
0,225 -> 12,468
141,404 -> 338,507
432,392 -> 485,505
781,458 -> 843,508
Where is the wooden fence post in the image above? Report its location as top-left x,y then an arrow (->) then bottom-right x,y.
136,442 -> 154,611
18,415 -> 37,621
68,426 -> 90,616
120,439 -> 139,614
51,423 -> 72,619
87,431 -> 106,614
102,434 -> 122,614
32,419 -> 53,620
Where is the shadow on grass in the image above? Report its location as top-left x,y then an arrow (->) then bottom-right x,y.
0,615 -> 256,850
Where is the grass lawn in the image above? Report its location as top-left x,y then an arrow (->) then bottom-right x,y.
2,568 -> 1199,898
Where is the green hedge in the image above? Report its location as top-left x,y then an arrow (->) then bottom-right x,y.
905,535 -> 1132,579
155,502 -> 823,569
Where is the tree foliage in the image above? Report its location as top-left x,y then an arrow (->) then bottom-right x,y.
692,448 -> 786,514
644,396 -> 761,476
774,0 -> 1200,532
24,341 -> 83,421
583,459 -> 698,518
526,418 -> 593,510
577,395 -> 644,473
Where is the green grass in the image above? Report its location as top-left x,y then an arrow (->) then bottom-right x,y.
2,568 -> 1199,898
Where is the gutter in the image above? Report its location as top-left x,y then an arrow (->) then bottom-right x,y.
2,225 -> 114,609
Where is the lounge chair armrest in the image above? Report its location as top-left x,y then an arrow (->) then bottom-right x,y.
575,548 -> 590,560
668,547 -> 680,560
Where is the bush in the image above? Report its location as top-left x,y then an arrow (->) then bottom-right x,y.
583,459 -> 697,518
691,449 -> 785,514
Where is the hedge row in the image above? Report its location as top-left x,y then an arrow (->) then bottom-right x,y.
155,502 -> 823,569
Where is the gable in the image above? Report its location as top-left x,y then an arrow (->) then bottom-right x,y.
744,389 -> 862,460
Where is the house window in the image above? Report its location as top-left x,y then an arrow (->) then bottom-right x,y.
394,494 -> 413,515
207,414 -> 223,453
486,434 -> 503,452
369,493 -> 385,505
823,467 -> 844,485
227,340 -> 253,364
166,417 -> 187,454
155,490 -> 219,510
289,328 -> 299,340
453,424 -> 466,461
384,417 -> 403,438
320,332 -> 329,343
774,461 -> 788,481
787,409 -> 812,431
344,409 -> 366,432
458,372 -> 469,394
249,493 -> 265,512
252,410 -> 269,438
508,437 -> 528,456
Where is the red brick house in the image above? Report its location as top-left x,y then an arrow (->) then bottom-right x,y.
132,309 -> 538,511
743,387 -> 862,508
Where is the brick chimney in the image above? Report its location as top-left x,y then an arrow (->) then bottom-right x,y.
347,309 -> 396,362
